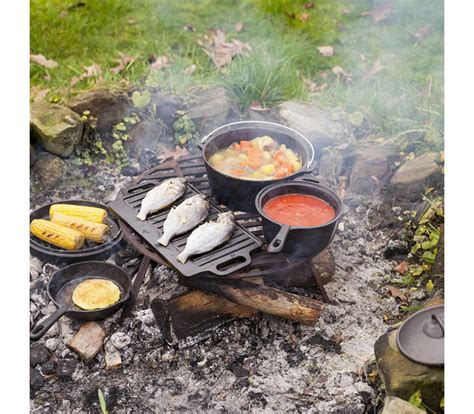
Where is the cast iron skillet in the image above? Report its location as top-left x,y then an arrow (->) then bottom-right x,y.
200,121 -> 315,213
255,177 -> 343,257
30,261 -> 131,340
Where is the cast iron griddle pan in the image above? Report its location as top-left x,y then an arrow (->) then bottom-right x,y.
108,180 -> 262,277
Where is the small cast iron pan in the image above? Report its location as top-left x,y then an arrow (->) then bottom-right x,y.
255,177 -> 343,257
30,261 -> 131,340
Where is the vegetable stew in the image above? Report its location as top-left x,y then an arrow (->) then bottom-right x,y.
208,135 -> 303,180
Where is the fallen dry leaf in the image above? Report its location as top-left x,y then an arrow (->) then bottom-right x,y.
30,53 -> 58,69
30,86 -> 50,103
387,286 -> 407,302
110,53 -> 135,74
150,55 -> 171,70
198,29 -> 251,68
249,101 -> 270,112
363,59 -> 384,80
156,145 -> 190,162
394,261 -> 408,275
183,64 -> 197,76
304,2 -> 315,9
361,0 -> 393,24
235,22 -> 244,32
70,63 -> 102,87
317,46 -> 334,57
332,65 -> 352,83
302,76 -> 327,93
298,13 -> 311,22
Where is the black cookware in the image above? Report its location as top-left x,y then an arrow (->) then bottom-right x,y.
30,200 -> 123,265
200,121 -> 315,213
30,261 -> 131,340
255,178 -> 343,257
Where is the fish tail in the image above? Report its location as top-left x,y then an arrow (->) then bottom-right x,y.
157,234 -> 170,246
177,250 -> 188,264
137,210 -> 147,221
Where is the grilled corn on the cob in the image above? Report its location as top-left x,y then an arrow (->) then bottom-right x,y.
30,219 -> 85,250
49,204 -> 107,223
51,213 -> 109,243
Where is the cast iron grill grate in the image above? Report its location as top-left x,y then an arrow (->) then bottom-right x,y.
113,156 -> 323,277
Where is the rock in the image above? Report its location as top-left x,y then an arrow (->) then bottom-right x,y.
381,396 -> 425,414
30,102 -> 83,156
56,359 -> 79,381
30,343 -> 51,367
30,144 -> 38,166
278,101 -> 349,155
67,322 -> 107,362
151,94 -> 183,128
318,144 -> 354,186
384,240 -> 409,259
45,338 -> 59,352
120,166 -> 139,176
66,89 -> 129,131
30,368 -> 45,391
32,154 -> 67,189
110,332 -> 131,350
387,152 -> 442,202
41,359 -> 57,376
129,120 -> 164,149
374,331 -> 444,410
105,342 -> 122,370
348,142 -> 398,195
186,86 -> 238,136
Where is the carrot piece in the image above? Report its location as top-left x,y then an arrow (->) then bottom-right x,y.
275,169 -> 287,178
229,168 -> 245,176
280,161 -> 294,174
239,160 -> 249,168
239,141 -> 251,151
232,143 -> 241,152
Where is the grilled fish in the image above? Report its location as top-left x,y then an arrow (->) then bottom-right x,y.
137,178 -> 187,221
177,212 -> 235,264
158,194 -> 210,246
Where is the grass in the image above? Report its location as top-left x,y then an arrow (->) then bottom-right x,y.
30,0 -> 444,152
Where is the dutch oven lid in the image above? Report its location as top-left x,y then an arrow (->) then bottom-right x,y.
396,304 -> 444,366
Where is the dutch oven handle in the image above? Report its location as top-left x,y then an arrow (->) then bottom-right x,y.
30,305 -> 68,341
267,224 -> 291,253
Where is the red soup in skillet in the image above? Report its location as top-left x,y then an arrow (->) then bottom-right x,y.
263,194 -> 335,227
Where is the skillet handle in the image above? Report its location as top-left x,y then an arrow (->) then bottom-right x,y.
30,306 -> 67,341
267,224 -> 291,253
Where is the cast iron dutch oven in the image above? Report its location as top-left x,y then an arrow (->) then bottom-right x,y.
200,121 -> 315,213
255,178 -> 343,257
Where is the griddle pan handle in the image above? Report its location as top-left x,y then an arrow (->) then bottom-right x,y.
267,224 -> 291,253
30,306 -> 68,341
207,252 -> 253,277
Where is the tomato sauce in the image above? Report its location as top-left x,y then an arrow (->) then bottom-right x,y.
263,194 -> 336,227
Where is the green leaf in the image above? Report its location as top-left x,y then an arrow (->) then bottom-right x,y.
421,250 -> 437,263
114,122 -> 127,131
440,396 -> 444,408
426,279 -> 434,292
98,389 -> 108,414
408,390 -> 423,409
132,90 -> 151,108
